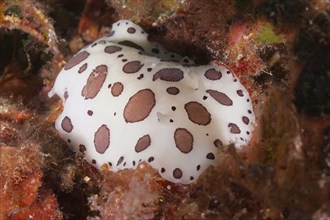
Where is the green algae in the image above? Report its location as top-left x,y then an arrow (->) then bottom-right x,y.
256,23 -> 285,44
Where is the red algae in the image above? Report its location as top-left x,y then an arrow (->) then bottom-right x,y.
0,145 -> 62,219
10,194 -> 62,220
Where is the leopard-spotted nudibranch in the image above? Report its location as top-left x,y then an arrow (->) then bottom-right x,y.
49,20 -> 255,184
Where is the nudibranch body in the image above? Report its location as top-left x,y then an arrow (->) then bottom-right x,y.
49,20 -> 255,184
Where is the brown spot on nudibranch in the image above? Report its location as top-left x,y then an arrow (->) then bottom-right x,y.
166,87 -> 180,95
104,45 -> 122,54
139,50 -> 156,57
119,40 -> 144,51
137,74 -> 144,80
151,48 -> 159,54
153,68 -> 184,81
237,90 -> 244,97
78,63 -> 88,73
135,134 -> 151,152
81,65 -> 107,99
206,89 -> 233,106
94,124 -> 110,154
173,168 -> 183,179
184,102 -> 211,125
79,144 -> 86,153
214,139 -> 223,148
64,51 -> 89,70
117,156 -> 124,166
242,116 -> 250,125
61,116 -> 73,133
204,68 -> 222,80
228,123 -> 241,134
122,61 -> 144,73
127,27 -> 136,33
64,91 -> 68,100
174,128 -> 193,153
111,82 -> 124,97
206,152 -> 215,160
124,89 -> 156,123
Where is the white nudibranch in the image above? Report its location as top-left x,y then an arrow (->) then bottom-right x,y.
49,20 -> 255,184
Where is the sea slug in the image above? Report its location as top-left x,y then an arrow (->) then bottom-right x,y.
49,20 -> 255,184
